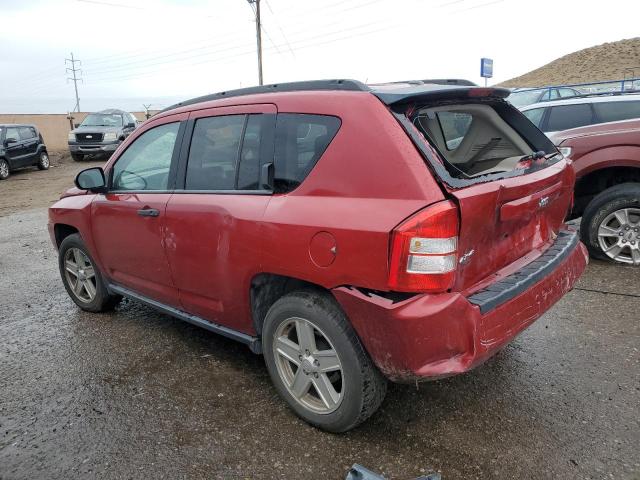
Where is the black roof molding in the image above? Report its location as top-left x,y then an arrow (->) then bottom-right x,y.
159,78 -> 509,114
161,79 -> 370,113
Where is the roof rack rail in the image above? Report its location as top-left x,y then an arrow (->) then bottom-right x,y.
569,89 -> 640,99
161,79 -> 369,113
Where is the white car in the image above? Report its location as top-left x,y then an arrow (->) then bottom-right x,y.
520,94 -> 640,137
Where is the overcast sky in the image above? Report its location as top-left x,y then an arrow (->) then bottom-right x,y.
1,0 -> 639,113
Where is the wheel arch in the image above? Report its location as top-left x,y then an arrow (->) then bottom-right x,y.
250,273 -> 333,337
53,223 -> 79,248
572,166 -> 640,218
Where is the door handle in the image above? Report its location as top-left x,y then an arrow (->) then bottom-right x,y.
137,208 -> 159,217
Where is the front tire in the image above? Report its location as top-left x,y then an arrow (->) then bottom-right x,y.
71,153 -> 84,162
0,158 -> 9,180
58,233 -> 121,312
580,183 -> 640,265
37,151 -> 50,170
262,290 -> 387,432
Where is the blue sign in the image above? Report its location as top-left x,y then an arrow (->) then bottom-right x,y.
480,58 -> 493,78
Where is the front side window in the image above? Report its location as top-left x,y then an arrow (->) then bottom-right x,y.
523,108 -> 545,128
5,128 -> 20,142
546,104 -> 593,132
593,101 -> 640,123
274,114 -> 341,193
111,122 -> 179,191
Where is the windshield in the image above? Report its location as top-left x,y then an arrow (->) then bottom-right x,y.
508,89 -> 543,108
81,113 -> 123,127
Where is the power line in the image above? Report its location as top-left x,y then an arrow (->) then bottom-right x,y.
84,19 -> 403,85
65,52 -> 82,112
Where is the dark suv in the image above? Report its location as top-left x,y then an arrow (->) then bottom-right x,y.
68,109 -> 138,161
0,124 -> 49,180
49,80 -> 588,432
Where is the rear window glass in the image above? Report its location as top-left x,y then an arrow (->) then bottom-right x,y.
546,104 -> 593,132
412,102 -> 556,179
436,112 -> 472,150
593,101 -> 640,123
273,114 -> 341,193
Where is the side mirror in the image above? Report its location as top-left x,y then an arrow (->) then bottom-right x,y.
4,137 -> 17,146
126,122 -> 135,129
74,123 -> 80,128
75,167 -> 107,193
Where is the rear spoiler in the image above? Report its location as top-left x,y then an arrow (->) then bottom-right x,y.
372,86 -> 511,107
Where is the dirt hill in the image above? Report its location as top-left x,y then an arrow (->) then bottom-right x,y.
500,37 -> 640,88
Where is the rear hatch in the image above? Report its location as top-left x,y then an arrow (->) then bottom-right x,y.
374,85 -> 574,291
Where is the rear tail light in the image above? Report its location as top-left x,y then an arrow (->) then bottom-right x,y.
388,201 -> 459,292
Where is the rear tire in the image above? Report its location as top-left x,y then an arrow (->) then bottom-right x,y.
580,183 -> 640,265
262,290 -> 387,432
0,158 -> 9,180
58,233 -> 121,312
71,153 -> 84,162
37,151 -> 50,170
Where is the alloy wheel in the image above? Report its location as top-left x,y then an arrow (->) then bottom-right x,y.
0,160 -> 8,179
273,317 -> 344,414
40,152 -> 49,168
597,207 -> 640,265
64,248 -> 97,303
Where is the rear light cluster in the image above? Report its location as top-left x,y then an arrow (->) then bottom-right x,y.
388,201 -> 459,293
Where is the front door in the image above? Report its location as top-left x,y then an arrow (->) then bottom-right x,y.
3,127 -> 25,167
91,116 -> 185,306
163,104 -> 276,333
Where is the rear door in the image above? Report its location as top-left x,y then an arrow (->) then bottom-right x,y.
163,104 -> 276,333
18,127 -> 38,165
91,113 -> 186,306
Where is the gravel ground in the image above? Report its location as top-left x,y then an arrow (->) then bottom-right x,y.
0,162 -> 638,480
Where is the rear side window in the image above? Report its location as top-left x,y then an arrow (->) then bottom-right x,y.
273,114 -> 341,193
186,115 -> 245,190
559,88 -> 578,98
593,101 -> 640,123
18,127 -> 35,139
546,104 -> 593,132
185,114 -> 275,191
523,108 -> 545,128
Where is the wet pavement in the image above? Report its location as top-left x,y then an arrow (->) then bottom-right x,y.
1,204 -> 639,479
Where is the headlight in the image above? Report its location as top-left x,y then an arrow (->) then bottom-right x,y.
558,147 -> 572,158
68,132 -> 75,141
104,132 -> 117,141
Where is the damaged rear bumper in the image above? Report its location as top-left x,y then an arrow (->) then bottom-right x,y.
333,230 -> 588,382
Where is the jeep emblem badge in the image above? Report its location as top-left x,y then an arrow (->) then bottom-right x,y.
538,196 -> 550,208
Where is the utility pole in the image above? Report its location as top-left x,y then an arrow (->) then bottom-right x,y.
65,52 -> 82,112
247,0 -> 263,85
142,104 -> 152,119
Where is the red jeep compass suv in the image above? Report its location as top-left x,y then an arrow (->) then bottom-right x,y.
48,79 -> 588,432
